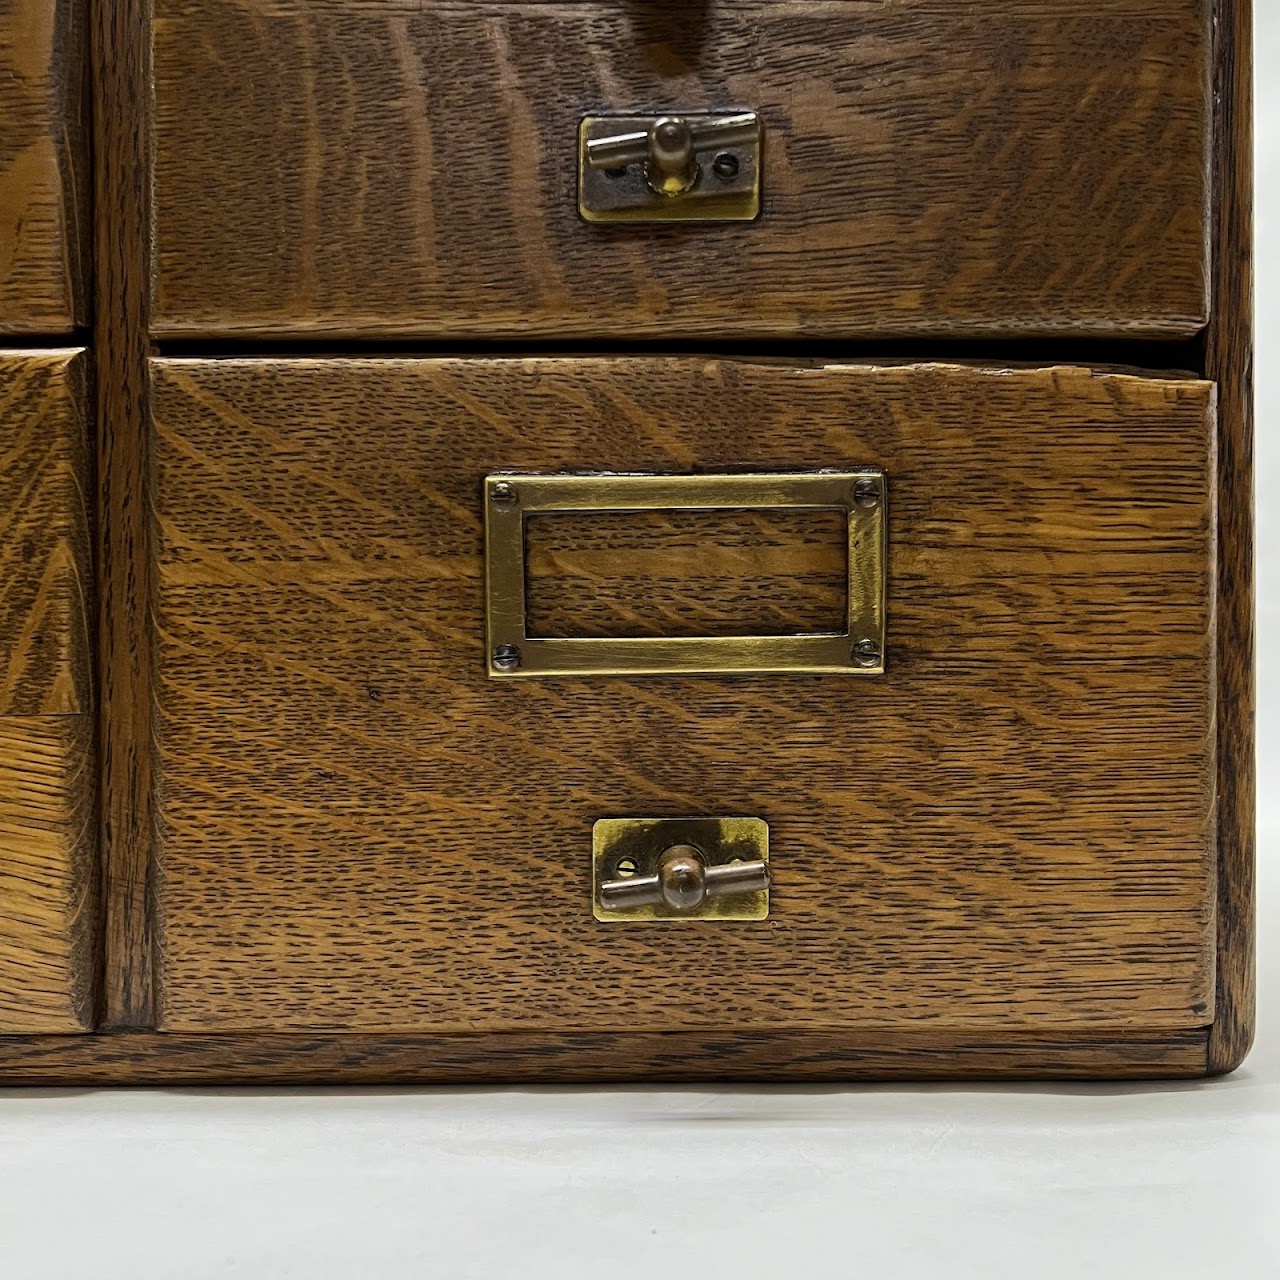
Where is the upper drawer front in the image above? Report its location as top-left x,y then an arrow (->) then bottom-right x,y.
151,0 -> 1211,341
150,357 -> 1216,1035
0,0 -> 88,335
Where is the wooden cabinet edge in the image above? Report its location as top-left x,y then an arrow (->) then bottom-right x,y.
1205,0 -> 1255,1077
0,1027 -> 1211,1085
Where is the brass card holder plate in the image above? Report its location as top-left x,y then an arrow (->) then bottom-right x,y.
484,470 -> 887,679
579,112 -> 762,222
593,818 -> 770,923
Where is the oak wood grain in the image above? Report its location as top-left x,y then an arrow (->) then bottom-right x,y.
93,0 -> 155,1027
526,508 -> 848,639
150,0 -> 1211,341
149,357 -> 1217,1036
0,349 -> 92,716
1206,0 -> 1254,1074
0,1027 -> 1209,1085
0,714 -> 95,1031
0,0 -> 89,334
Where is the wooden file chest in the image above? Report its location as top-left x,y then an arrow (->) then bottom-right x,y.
0,0 -> 1255,1082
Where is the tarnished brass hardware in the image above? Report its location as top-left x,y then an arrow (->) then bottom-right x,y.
593,818 -> 770,922
579,112 -> 762,222
599,844 -> 771,912
484,470 -> 888,679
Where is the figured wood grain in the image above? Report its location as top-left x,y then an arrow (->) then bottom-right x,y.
525,508 -> 848,639
1205,0 -> 1254,1074
0,350 -> 95,1031
0,349 -> 92,715
93,0 -> 155,1027
149,357 -> 1217,1036
0,0 -> 89,333
0,1027 -> 1209,1085
150,0 -> 1211,341
0,715 -> 95,1031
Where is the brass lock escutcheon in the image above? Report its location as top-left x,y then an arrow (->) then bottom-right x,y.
579,112 -> 762,222
594,818 -> 770,922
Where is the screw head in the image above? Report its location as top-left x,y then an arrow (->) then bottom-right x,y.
712,151 -> 740,182
492,643 -> 522,672
852,639 -> 882,668
490,481 -> 518,508
853,478 -> 881,509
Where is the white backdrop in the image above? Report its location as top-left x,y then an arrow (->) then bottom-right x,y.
3,9 -> 1279,1277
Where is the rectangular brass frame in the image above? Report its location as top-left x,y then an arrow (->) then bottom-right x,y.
484,471 -> 887,678
578,114 -> 761,223
593,818 -> 770,923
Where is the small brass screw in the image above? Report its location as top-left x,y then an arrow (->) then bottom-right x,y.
492,643 -> 522,671
852,639 -> 882,668
853,478 -> 881,509
712,152 -> 740,181
490,481 -> 519,508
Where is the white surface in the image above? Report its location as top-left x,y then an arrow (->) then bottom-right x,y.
4,9 -> 1280,1278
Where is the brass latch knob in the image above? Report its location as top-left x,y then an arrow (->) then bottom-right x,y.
599,843 -> 771,913
584,113 -> 760,197
593,818 -> 771,922
578,113 -> 762,222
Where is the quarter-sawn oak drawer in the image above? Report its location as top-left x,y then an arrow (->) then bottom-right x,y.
0,349 -> 95,1032
149,0 -> 1212,341
149,357 -> 1217,1034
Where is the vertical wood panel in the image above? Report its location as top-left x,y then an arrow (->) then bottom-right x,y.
1206,0 -> 1255,1074
93,0 -> 154,1027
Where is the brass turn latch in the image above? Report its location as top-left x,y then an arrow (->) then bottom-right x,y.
579,112 -> 762,222
593,818 -> 771,922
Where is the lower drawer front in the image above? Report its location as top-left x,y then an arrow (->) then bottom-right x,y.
150,357 -> 1216,1035
0,350 -> 94,1032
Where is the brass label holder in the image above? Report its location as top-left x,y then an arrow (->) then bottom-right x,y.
578,112 -> 762,222
483,470 -> 887,679
593,817 -> 770,923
